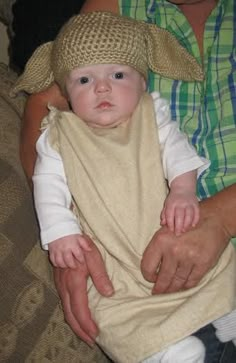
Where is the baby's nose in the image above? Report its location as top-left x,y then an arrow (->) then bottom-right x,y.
95,79 -> 111,93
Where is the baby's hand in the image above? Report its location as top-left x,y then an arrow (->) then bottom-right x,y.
48,234 -> 92,268
161,191 -> 199,236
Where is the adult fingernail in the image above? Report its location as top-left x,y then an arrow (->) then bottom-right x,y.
89,330 -> 98,342
104,285 -> 114,296
87,340 -> 95,347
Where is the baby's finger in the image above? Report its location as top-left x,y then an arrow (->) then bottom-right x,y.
182,206 -> 194,231
165,207 -> 175,232
50,251 -> 67,268
160,207 -> 167,225
173,207 -> 185,235
78,235 -> 92,252
191,205 -> 200,227
56,256 -> 68,268
49,252 -> 57,267
63,251 -> 78,269
73,246 -> 85,264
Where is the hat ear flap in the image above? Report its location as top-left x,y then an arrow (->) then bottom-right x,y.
146,24 -> 204,81
11,42 -> 54,96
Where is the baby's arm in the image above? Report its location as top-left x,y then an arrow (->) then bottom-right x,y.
151,92 -> 210,235
33,126 -> 91,268
160,170 -> 199,235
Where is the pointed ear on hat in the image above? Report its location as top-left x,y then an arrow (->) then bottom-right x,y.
11,42 -> 54,96
146,24 -> 204,82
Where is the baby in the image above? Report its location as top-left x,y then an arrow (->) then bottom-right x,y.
42,64 -> 204,269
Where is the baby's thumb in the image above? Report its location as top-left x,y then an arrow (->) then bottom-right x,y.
79,235 -> 93,251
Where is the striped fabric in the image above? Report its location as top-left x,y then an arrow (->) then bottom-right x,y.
119,0 -> 236,202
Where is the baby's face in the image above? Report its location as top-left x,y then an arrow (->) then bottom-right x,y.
65,64 -> 146,128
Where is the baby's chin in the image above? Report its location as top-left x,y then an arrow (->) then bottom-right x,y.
85,117 -> 130,129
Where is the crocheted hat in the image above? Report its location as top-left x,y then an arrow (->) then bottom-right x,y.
12,11 -> 203,95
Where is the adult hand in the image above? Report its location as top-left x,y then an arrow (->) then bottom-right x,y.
141,195 -> 232,294
53,234 -> 114,345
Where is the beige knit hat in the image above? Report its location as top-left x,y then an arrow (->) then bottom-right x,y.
12,11 -> 203,95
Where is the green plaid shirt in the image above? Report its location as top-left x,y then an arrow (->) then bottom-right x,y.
119,0 -> 236,201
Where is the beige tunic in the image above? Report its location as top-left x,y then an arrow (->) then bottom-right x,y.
46,93 -> 236,363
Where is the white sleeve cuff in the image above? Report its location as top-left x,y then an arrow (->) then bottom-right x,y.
168,156 -> 210,185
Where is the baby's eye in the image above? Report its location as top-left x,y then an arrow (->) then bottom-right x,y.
113,72 -> 124,79
79,76 -> 90,84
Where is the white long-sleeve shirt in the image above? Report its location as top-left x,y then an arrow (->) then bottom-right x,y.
33,92 -> 209,249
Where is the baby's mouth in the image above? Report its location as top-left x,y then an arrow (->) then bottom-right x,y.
96,101 -> 113,109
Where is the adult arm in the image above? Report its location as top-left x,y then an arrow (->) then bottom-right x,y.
20,84 -> 68,186
80,0 -> 119,14
141,183 -> 236,294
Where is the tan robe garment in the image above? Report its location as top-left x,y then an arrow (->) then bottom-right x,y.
46,93 -> 236,363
